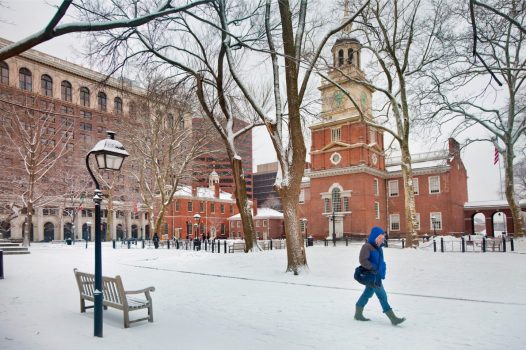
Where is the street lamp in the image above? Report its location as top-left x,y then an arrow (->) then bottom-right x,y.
331,210 -> 336,246
85,131 -> 128,337
193,213 -> 201,248
300,218 -> 308,246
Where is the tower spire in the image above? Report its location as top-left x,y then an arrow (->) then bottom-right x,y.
342,0 -> 352,36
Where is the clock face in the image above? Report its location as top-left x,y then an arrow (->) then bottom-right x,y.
371,153 -> 378,165
333,91 -> 344,108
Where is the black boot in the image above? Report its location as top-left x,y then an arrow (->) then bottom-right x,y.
354,306 -> 370,321
385,309 -> 405,325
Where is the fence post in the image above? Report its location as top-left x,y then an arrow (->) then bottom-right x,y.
0,250 -> 4,279
204,240 -> 207,251
402,239 -> 405,249
440,237 -> 444,253
167,240 -> 170,250
346,237 -> 348,246
502,237 -> 506,252
112,240 -> 116,249
482,237 -> 486,252
510,237 -> 514,251
270,240 -> 273,250
461,237 -> 465,253
217,240 -> 220,254
224,240 -> 227,254
433,239 -> 437,252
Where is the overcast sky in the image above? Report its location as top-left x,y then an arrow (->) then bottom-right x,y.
0,0 -> 505,202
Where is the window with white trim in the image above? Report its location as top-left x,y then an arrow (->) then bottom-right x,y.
187,201 -> 193,212
388,180 -> 399,197
413,178 -> 419,195
415,213 -> 420,230
343,197 -> 350,211
263,220 -> 267,227
373,178 -> 379,196
299,189 -> 305,203
300,220 -> 306,233
331,188 -> 341,212
374,202 -> 380,219
429,176 -> 440,194
256,220 -> 260,227
430,212 -> 442,230
331,127 -> 341,142
324,198 -> 330,212
390,214 -> 400,231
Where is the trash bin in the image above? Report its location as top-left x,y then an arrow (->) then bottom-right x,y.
66,237 -> 72,246
307,236 -> 314,247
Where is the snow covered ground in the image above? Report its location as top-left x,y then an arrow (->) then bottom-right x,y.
1,240 -> 525,350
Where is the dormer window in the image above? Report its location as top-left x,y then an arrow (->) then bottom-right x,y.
338,50 -> 344,66
347,49 -> 354,65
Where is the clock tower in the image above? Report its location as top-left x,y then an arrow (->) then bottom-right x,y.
306,13 -> 387,238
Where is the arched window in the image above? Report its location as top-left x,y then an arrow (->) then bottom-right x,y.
114,97 -> 123,114
97,91 -> 107,112
61,80 -> 72,101
80,87 -> 90,107
19,68 -> 32,91
347,49 -> 354,65
331,188 -> 341,212
41,74 -> 53,96
0,61 -> 8,85
338,50 -> 344,66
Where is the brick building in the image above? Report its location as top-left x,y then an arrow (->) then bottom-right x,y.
228,207 -> 284,240
252,162 -> 282,211
299,31 -> 468,240
163,170 -> 240,240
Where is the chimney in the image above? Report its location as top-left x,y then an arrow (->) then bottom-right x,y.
192,184 -> 197,197
214,183 -> 220,198
448,138 -> 460,156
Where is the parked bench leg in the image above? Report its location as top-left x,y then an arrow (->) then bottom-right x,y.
80,297 -> 86,313
124,309 -> 130,328
148,303 -> 154,323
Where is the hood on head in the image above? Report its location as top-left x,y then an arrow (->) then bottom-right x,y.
368,226 -> 385,245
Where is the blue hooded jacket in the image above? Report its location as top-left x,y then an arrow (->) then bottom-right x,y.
367,226 -> 387,279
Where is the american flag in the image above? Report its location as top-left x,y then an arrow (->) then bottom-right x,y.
494,147 -> 499,165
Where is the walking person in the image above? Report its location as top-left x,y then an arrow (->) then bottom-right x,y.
153,232 -> 160,249
354,226 -> 406,325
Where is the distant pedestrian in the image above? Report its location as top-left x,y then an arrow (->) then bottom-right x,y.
153,233 -> 160,249
354,226 -> 406,326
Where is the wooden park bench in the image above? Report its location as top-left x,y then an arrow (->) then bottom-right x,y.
73,268 -> 155,328
228,242 -> 245,253
486,238 -> 502,252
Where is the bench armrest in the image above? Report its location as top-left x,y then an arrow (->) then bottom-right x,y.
125,286 -> 155,295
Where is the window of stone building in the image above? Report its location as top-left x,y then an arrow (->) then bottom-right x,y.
199,201 -> 204,212
82,209 -> 93,217
338,49 -> 344,66
429,176 -> 440,194
80,87 -> 90,107
61,81 -> 72,102
175,200 -> 180,211
347,48 -> 354,64
373,178 -> 379,196
256,220 -> 260,227
61,105 -> 74,115
80,110 -> 92,119
388,180 -> 399,197
188,201 -> 193,212
211,203 -> 215,213
374,202 -> 380,219
98,92 -> 107,112
343,197 -> 350,211
221,204 -> 225,214
80,122 -> 92,131
19,68 -> 32,91
0,61 -> 8,84
114,97 -> 123,114
390,214 -> 400,231
41,74 -> 53,96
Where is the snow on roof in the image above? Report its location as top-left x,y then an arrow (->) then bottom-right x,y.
464,199 -> 526,209
174,185 -> 233,201
228,207 -> 284,220
386,158 -> 449,173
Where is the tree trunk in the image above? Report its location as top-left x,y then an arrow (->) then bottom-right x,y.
231,157 -> 259,251
504,148 -> 524,236
23,204 -> 32,247
280,189 -> 307,274
400,143 -> 418,248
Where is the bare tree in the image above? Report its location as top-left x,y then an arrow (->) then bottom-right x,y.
426,0 -> 526,236
0,95 -> 71,246
59,169 -> 91,240
120,78 -> 211,237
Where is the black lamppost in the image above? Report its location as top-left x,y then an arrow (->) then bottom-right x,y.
331,210 -> 336,246
85,131 -> 128,338
301,218 -> 308,246
193,213 -> 201,247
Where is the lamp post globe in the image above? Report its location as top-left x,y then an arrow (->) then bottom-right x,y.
85,131 -> 128,338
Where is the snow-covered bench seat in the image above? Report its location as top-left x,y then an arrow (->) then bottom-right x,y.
229,242 -> 245,253
73,268 -> 155,328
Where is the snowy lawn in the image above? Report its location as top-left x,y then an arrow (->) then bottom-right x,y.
1,240 -> 525,350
